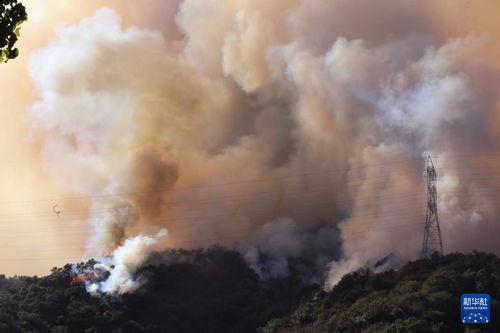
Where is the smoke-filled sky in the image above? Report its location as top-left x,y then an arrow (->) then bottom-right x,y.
1,0 -> 500,280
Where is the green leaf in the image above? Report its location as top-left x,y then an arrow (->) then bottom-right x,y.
0,0 -> 26,63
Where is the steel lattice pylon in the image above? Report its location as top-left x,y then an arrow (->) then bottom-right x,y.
421,156 -> 444,258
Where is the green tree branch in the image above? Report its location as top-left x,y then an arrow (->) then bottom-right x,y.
0,0 -> 27,63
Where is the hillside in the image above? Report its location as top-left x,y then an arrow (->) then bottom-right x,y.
0,250 -> 499,332
0,247 -> 316,333
261,252 -> 500,333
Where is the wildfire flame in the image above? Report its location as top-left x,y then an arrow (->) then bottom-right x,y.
70,273 -> 86,286
70,270 -> 99,287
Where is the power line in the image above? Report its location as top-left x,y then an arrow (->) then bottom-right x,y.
2,165 -> 500,221
4,155 -> 500,265
2,171 -> 500,228
0,154 -> 452,206
3,152 -> 500,207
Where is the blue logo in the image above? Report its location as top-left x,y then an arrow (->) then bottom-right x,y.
461,294 -> 490,324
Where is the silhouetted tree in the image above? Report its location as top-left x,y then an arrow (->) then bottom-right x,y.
1,250 -> 499,332
0,0 -> 26,62
261,252 -> 500,333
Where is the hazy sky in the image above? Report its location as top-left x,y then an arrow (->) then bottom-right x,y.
1,0 -> 500,277
0,0 -> 184,275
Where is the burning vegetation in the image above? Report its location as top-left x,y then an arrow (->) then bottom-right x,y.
0,250 -> 499,332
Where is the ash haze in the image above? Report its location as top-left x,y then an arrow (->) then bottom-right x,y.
1,0 -> 500,289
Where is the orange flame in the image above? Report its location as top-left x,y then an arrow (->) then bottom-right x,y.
70,273 -> 86,286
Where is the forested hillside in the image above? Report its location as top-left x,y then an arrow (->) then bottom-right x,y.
0,247 -> 316,333
261,252 -> 500,333
0,250 -> 499,332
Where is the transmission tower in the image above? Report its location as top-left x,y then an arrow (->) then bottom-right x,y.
421,156 -> 443,258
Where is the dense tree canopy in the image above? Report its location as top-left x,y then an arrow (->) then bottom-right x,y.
0,0 -> 26,62
261,252 -> 500,333
0,247 -> 316,333
0,249 -> 499,332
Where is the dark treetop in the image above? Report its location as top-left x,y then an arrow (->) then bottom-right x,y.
0,0 -> 27,62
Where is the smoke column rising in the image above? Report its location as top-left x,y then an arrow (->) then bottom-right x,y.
86,229 -> 167,295
24,0 -> 500,289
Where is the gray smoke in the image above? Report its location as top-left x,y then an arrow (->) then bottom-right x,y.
26,1 -> 500,292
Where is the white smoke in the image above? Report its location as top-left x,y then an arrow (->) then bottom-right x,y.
25,1 -> 500,292
86,229 -> 167,295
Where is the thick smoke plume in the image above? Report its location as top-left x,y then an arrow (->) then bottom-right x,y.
27,1 -> 500,291
86,229 -> 167,295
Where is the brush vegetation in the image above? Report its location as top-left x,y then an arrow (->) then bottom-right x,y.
0,247 -> 314,333
261,252 -> 500,333
0,250 -> 499,332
